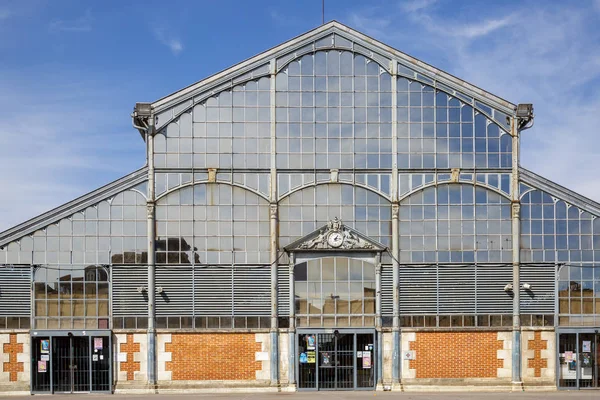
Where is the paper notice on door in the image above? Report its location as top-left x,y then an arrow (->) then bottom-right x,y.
363,351 -> 372,369
40,354 -> 49,361
38,360 -> 47,373
582,341 -> 591,352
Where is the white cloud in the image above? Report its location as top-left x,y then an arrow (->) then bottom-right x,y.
345,2 -> 600,203
153,27 -> 183,55
49,9 -> 92,32
0,76 -> 145,233
400,0 -> 438,13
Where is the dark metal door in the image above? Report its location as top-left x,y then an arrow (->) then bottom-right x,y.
31,337 -> 51,393
356,333 -> 375,388
91,336 -> 111,391
52,336 -> 90,392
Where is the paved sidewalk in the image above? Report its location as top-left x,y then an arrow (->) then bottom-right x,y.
3,392 -> 599,400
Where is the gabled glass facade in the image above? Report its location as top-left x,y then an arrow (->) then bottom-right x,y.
1,21 -> 600,391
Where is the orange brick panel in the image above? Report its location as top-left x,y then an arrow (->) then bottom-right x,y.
409,332 -> 503,378
165,333 -> 262,381
3,334 -> 24,382
120,334 -> 141,381
527,331 -> 548,378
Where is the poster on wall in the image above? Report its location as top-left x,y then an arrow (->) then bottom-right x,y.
94,338 -> 103,351
38,360 -> 46,373
306,335 -> 316,350
299,353 -> 308,363
40,340 -> 49,354
582,341 -> 591,352
322,352 -> 331,366
307,351 -> 315,364
363,351 -> 372,369
564,351 -> 573,362
40,354 -> 49,361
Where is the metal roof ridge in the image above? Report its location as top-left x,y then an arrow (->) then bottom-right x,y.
149,20 -> 516,114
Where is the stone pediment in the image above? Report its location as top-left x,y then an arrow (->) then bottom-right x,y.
284,217 -> 386,252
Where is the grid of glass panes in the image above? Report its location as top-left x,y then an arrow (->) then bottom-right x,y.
295,257 -> 376,327
154,77 -> 271,169
278,184 -> 391,248
520,189 -> 600,263
2,189 -> 147,266
399,184 -> 512,263
558,265 -> 600,326
397,77 -> 512,169
33,265 -> 109,329
275,51 -> 392,169
155,184 -> 270,264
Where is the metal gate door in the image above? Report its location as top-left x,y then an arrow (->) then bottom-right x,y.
31,332 -> 112,394
298,330 -> 376,390
52,336 -> 90,392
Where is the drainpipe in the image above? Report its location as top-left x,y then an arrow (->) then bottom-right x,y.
269,58 -> 279,387
288,252 -> 296,389
511,104 -> 533,389
132,102 -> 156,388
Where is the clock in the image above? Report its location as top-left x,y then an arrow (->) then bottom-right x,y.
327,231 -> 344,248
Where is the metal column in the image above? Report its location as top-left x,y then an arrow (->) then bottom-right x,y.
511,117 -> 522,387
269,58 -> 279,387
146,117 -> 157,387
375,254 -> 383,389
390,60 -> 401,385
288,252 -> 296,388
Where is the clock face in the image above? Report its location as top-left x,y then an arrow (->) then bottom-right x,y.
327,232 -> 344,248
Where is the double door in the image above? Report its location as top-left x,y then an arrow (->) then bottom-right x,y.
31,332 -> 111,393
297,330 -> 375,390
558,331 -> 599,389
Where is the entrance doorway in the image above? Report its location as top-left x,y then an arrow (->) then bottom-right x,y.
31,331 -> 112,393
297,330 -> 376,390
558,331 -> 599,389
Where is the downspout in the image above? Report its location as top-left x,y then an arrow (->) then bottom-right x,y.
132,105 -> 156,388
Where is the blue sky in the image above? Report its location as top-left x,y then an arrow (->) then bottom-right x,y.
1,0 -> 600,232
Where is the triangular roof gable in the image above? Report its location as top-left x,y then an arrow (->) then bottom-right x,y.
0,167 -> 148,247
150,21 -> 516,133
519,167 -> 600,217
284,217 -> 386,253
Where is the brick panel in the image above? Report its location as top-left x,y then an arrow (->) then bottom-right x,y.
409,332 -> 503,378
165,333 -> 261,381
2,334 -> 23,382
120,334 -> 141,381
527,331 -> 548,378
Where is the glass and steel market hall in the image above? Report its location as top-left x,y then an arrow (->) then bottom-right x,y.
1,22 -> 599,393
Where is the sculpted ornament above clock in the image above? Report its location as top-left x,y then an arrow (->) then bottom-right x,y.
296,217 -> 375,250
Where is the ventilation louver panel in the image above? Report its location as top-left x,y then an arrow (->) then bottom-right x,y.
111,266 -> 148,316
476,265 -> 513,314
520,264 -> 555,314
277,265 -> 290,316
156,266 -> 194,316
233,267 -> 271,316
194,267 -> 233,316
0,266 -> 30,316
438,265 -> 476,314
381,264 -> 393,316
399,266 -> 437,314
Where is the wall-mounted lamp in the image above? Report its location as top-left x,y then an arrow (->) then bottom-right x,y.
136,286 -> 147,293
504,284 -> 513,292
157,287 -> 164,294
522,283 -> 532,290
